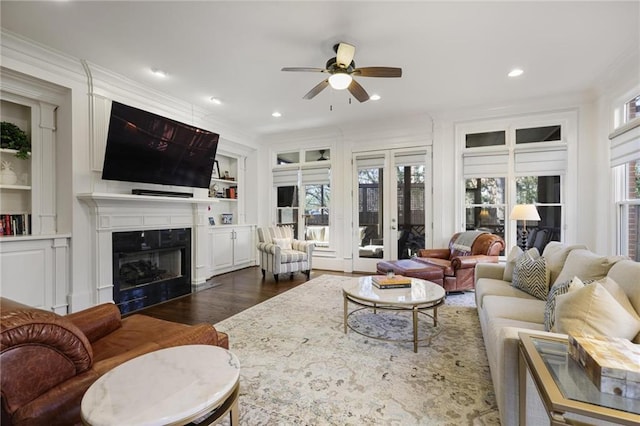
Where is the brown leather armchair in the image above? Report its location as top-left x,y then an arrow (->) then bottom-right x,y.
0,297 -> 229,426
416,232 -> 505,292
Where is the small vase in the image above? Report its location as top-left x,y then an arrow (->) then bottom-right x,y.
0,161 -> 18,185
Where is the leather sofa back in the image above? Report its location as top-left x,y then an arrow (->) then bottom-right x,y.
448,232 -> 505,257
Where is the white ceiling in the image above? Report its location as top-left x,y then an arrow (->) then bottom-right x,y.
1,1 -> 639,137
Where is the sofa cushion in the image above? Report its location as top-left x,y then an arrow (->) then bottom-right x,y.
607,259 -> 640,313
542,243 -> 588,284
553,249 -> 620,286
273,237 -> 293,250
502,245 -> 522,282
475,278 -> 538,309
554,281 -> 640,340
483,295 -> 546,324
512,248 -> 549,300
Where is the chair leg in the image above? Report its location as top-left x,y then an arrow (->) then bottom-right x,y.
290,273 -> 294,280
305,270 -> 311,279
273,273 -> 279,283
261,269 -> 266,278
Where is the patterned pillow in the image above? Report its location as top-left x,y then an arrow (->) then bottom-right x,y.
512,248 -> 549,300
544,277 -> 587,331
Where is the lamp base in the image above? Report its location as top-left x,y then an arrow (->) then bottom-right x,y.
519,229 -> 529,252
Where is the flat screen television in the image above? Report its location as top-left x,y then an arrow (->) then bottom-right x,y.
102,101 -> 219,189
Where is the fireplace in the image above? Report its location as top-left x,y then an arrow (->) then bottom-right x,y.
112,228 -> 191,314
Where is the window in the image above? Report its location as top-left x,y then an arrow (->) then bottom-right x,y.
465,130 -> 505,148
465,178 -> 506,242
272,156 -> 331,248
616,160 -> 640,261
516,176 -> 562,250
626,95 -> 640,122
459,113 -> 571,250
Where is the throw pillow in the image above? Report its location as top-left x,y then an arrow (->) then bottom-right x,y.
554,282 -> 640,340
553,249 -> 619,287
502,245 -> 523,282
544,276 -> 585,331
272,237 -> 292,250
512,248 -> 549,300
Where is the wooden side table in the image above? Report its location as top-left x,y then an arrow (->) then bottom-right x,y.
518,332 -> 640,425
81,345 -> 240,426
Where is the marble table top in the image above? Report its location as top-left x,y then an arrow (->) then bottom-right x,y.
81,345 -> 240,426
343,276 -> 446,306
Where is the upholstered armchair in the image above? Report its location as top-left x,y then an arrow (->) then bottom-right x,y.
416,231 -> 505,292
257,226 -> 314,282
0,297 -> 228,426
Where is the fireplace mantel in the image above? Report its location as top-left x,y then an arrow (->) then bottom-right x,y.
78,192 -> 214,305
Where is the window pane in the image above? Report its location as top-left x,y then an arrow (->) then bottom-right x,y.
305,149 -> 330,162
277,186 -> 298,207
516,176 -> 560,204
515,125 -> 562,144
465,131 -> 505,148
628,160 -> 640,200
304,184 -> 330,247
465,178 -> 505,204
277,152 -> 299,164
625,204 -> 639,261
358,167 -> 383,258
626,95 -> 640,122
466,206 -> 505,238
397,165 -> 425,259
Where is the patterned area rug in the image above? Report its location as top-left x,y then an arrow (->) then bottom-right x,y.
214,274 -> 499,425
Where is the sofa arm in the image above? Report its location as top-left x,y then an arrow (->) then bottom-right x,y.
451,254 -> 499,270
66,303 -> 122,343
474,262 -> 506,282
1,302 -> 93,418
417,248 -> 450,259
292,239 -> 314,256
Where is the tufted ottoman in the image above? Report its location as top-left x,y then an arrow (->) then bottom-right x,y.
376,259 -> 444,287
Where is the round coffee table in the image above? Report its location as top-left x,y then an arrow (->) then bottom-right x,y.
81,345 -> 240,426
343,276 -> 446,352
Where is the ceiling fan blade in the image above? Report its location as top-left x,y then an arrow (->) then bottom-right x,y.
282,67 -> 326,73
336,42 -> 356,68
347,79 -> 369,103
353,67 -> 403,78
303,79 -> 329,100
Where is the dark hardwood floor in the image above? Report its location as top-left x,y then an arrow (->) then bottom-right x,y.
136,266 -> 362,325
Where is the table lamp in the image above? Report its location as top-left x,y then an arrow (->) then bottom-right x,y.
510,204 -> 540,251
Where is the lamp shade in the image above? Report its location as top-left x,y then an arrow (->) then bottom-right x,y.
509,204 -> 541,221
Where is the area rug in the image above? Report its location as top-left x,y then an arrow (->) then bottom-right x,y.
214,274 -> 499,425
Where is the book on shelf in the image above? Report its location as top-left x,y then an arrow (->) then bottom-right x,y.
371,275 -> 412,289
0,213 -> 31,236
568,333 -> 640,399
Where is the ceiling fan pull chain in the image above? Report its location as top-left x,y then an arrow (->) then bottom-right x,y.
330,104 -> 333,111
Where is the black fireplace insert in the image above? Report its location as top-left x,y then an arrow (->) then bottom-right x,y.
112,228 -> 191,314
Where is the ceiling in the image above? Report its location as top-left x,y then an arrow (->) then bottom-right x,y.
1,1 -> 639,137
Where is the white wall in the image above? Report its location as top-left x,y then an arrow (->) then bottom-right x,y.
1,31 -> 259,311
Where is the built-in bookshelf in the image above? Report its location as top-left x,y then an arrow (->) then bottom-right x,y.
1,100 -> 32,236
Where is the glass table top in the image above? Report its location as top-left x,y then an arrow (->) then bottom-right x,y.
531,336 -> 640,415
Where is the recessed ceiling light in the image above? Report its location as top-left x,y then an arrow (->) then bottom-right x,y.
370,94 -> 381,101
209,97 -> 222,105
150,68 -> 167,78
272,112 -> 282,118
508,68 -> 524,77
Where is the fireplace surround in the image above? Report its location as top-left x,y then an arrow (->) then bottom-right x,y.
112,228 -> 191,314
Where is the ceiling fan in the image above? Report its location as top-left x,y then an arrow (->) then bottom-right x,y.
282,42 -> 402,103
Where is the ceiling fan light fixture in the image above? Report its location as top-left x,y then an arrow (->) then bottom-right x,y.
328,73 -> 352,90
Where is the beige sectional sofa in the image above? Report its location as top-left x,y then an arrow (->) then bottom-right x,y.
474,242 -> 640,425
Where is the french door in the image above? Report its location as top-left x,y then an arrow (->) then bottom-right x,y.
352,149 -> 431,272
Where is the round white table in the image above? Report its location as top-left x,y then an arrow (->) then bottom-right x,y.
343,276 -> 446,352
81,345 -> 240,426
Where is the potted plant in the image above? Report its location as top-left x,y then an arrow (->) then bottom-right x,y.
1,121 -> 30,160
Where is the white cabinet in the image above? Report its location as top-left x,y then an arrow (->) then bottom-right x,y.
209,224 -> 255,275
